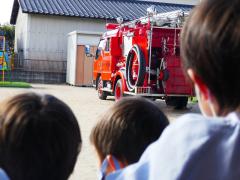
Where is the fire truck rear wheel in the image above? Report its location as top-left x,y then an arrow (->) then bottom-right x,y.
97,76 -> 107,100
114,79 -> 123,101
165,97 -> 188,109
126,45 -> 146,91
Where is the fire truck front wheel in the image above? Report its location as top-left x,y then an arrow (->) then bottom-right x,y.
97,76 -> 107,100
114,79 -> 123,101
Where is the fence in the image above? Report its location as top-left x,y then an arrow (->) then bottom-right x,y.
3,53 -> 68,83
14,58 -> 67,73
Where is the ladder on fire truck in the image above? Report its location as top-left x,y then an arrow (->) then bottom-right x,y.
117,7 -> 189,28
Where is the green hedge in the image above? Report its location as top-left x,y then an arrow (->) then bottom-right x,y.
0,81 -> 31,88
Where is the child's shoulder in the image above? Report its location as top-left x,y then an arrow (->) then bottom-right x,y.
164,112 -> 240,141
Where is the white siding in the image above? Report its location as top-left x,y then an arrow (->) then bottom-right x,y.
14,8 -> 30,58
66,32 -> 77,85
26,15 -> 107,61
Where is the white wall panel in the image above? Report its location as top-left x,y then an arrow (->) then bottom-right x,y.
26,15 -> 107,61
66,32 -> 77,85
14,8 -> 29,58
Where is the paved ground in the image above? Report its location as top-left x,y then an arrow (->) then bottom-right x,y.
0,84 -> 200,180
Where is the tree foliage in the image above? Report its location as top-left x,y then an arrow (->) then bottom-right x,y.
0,24 -> 15,49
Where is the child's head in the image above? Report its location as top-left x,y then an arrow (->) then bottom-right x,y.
181,0 -> 240,115
90,97 -> 169,166
0,93 -> 82,180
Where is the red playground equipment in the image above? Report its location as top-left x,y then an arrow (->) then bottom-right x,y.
90,7 -> 194,108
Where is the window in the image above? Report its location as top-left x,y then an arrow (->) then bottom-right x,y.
105,38 -> 110,52
95,39 -> 106,59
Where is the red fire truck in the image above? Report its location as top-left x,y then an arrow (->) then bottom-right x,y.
90,8 -> 193,108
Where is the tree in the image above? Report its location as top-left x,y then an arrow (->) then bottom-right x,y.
0,24 -> 15,50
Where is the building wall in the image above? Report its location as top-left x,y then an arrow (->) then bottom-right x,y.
14,8 -> 30,58
26,15 -> 107,61
13,11 -> 108,83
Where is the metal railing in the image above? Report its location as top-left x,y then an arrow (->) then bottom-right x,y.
9,53 -> 67,83
14,54 -> 67,73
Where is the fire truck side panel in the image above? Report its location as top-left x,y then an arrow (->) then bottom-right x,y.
164,55 -> 192,95
101,52 -> 112,80
110,37 -> 122,57
149,27 -> 192,95
93,39 -> 105,81
93,54 -> 99,81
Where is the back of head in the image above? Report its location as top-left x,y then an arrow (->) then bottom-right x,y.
0,93 -> 81,180
181,0 -> 240,113
90,97 -> 169,164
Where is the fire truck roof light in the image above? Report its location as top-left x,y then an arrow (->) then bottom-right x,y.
119,9 -> 189,29
117,17 -> 123,24
147,5 -> 157,16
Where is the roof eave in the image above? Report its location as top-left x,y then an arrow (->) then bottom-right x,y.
10,0 -> 20,25
26,12 -> 124,21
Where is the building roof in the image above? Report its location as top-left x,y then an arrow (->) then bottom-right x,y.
10,0 -> 193,24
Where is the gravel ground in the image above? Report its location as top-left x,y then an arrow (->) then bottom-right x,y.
0,84 -> 200,180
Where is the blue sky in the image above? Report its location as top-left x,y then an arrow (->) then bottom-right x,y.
0,0 -> 14,24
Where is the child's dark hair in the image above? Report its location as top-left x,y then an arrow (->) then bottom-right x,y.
90,97 -> 169,164
181,0 -> 240,113
0,93 -> 82,180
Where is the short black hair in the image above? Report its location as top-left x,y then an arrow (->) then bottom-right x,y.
90,97 -> 169,164
0,93 -> 82,180
181,0 -> 240,113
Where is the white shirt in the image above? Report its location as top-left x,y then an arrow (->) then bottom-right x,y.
106,112 -> 240,180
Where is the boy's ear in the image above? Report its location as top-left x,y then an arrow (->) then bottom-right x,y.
187,69 -> 210,100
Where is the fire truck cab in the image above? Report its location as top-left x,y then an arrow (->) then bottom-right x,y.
91,8 -> 193,108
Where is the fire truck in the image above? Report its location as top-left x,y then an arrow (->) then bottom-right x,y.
90,7 -> 193,108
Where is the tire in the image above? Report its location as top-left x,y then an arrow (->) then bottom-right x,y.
147,97 -> 157,101
126,45 -> 146,91
114,79 -> 123,101
165,96 -> 188,109
97,76 -> 107,100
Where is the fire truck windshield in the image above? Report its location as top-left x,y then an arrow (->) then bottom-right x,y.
98,39 -> 106,50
